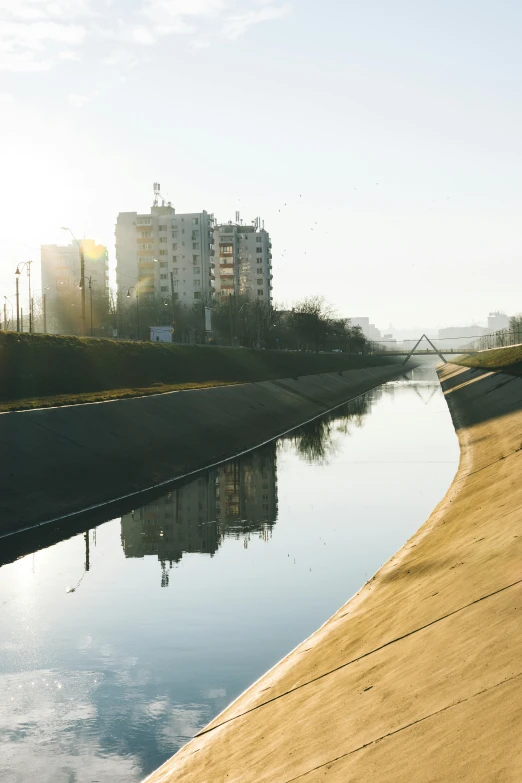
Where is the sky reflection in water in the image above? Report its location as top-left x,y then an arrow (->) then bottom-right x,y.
0,363 -> 458,783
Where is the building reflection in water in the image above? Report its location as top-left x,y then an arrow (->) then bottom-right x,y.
121,391 -> 378,585
120,443 -> 278,585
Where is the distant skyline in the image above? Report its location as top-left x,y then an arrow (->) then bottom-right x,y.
1,0 -> 522,330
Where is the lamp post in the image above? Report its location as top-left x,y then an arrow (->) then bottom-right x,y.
15,274 -> 19,332
126,286 -> 140,340
15,261 -> 32,333
61,227 -> 86,336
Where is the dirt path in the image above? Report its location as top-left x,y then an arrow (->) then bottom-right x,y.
146,363 -> 522,783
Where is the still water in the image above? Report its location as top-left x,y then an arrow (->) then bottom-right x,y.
0,362 -> 458,783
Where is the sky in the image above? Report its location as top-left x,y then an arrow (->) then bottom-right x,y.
1,0 -> 522,331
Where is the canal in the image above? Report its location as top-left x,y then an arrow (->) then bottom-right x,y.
0,361 -> 459,783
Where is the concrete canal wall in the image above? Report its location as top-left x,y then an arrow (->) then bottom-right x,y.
0,364 -> 406,538
146,363 -> 522,783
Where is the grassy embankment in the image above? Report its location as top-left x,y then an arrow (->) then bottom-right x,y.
454,344 -> 522,378
0,332 -> 400,412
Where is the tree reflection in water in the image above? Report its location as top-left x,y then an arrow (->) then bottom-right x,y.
281,391 -> 375,465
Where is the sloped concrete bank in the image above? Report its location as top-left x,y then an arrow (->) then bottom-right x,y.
146,363 -> 522,783
0,364 -> 405,538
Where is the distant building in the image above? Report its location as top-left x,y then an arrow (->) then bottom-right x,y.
487,312 -> 509,332
40,239 -> 108,333
438,325 -> 486,348
115,189 -> 215,304
368,323 -> 381,341
349,317 -> 381,342
213,219 -> 273,304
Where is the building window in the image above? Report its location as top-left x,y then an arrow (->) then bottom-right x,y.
159,237 -> 167,243
192,217 -> 199,225
193,267 -> 201,275
194,291 -> 201,299
172,280 -> 179,287
159,224 -> 167,231
192,231 -> 198,241
256,236 -> 262,243
257,267 -> 263,274
160,286 -> 168,292
193,255 -> 199,263
138,243 -> 153,250
160,261 -> 167,268
172,268 -> 178,275
173,243 -> 179,250
160,274 -> 168,280
159,249 -> 167,256
258,289 -> 263,296
192,242 -> 199,250
257,278 -> 263,285
172,255 -> 177,262
220,244 -> 233,255
256,247 -> 262,253
194,280 -> 201,288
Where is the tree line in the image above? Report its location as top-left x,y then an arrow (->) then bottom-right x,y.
4,290 -> 372,353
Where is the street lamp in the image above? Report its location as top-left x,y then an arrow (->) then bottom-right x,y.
126,286 -> 140,340
15,261 -> 32,333
61,227 -> 86,336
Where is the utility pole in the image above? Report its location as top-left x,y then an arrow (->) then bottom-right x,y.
43,292 -> 47,334
15,274 -> 20,332
80,242 -> 86,336
28,261 -> 32,333
3,300 -> 6,330
228,294 -> 234,346
89,276 -> 93,336
21,308 -> 23,332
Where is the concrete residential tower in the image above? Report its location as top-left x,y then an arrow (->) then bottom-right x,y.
115,186 -> 215,305
40,239 -> 109,333
213,218 -> 272,304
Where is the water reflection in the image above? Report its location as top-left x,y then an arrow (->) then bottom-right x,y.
282,391 -> 376,465
121,445 -> 278,584
0,362 -> 459,783
120,393 -> 377,584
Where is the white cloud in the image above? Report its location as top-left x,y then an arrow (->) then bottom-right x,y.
68,90 -> 98,107
0,0 -> 291,73
0,92 -> 15,103
189,38 -> 211,49
0,3 -> 88,71
221,2 -> 290,39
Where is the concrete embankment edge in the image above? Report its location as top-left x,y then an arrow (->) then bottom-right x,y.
0,364 -> 406,538
145,363 -> 522,783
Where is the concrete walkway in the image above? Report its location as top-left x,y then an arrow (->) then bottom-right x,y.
146,363 -> 522,783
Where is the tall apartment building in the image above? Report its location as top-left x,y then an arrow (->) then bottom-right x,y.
40,239 -> 109,331
487,311 -> 509,332
213,220 -> 273,304
115,199 -> 215,304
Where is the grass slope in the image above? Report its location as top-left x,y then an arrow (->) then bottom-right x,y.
0,331 -> 399,411
454,344 -> 522,378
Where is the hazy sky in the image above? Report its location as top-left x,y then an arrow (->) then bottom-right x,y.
1,0 -> 522,330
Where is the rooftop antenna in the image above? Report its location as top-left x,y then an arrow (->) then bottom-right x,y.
235,211 -> 240,224
153,182 -> 161,207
